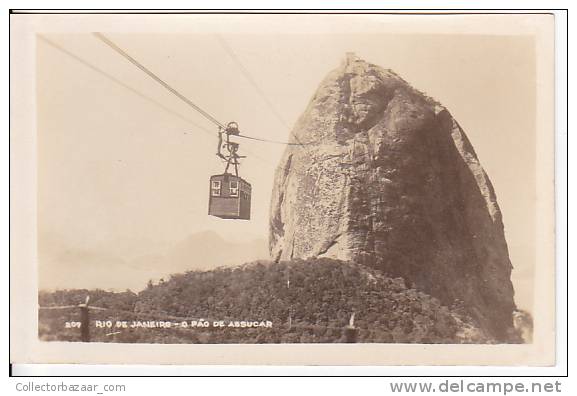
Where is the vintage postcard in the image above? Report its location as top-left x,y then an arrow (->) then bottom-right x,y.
10,12 -> 556,365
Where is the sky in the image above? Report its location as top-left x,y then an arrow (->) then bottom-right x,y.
37,27 -> 536,311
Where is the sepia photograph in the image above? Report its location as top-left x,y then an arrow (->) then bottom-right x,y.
10,11 -> 557,366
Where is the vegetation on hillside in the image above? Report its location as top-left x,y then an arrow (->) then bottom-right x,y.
38,258 -> 493,344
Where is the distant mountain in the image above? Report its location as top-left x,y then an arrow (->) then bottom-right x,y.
159,231 -> 269,273
39,231 -> 268,292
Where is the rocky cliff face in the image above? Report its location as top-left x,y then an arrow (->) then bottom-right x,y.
269,54 -> 516,340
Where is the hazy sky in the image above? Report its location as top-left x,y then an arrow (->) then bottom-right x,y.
37,28 -> 536,310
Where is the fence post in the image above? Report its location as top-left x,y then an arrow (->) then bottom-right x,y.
344,313 -> 357,343
79,296 -> 90,342
344,326 -> 358,343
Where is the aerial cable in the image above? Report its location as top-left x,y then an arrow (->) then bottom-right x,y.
41,33 -> 305,179
43,36 -> 335,176
215,34 -> 305,147
93,32 -> 226,130
94,32 -> 307,148
237,133 -> 302,146
39,35 -> 218,139
41,35 -> 261,163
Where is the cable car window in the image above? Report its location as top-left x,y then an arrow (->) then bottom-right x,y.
230,180 -> 239,197
211,181 -> 221,196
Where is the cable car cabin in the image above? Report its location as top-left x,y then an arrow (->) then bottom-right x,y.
208,174 -> 251,220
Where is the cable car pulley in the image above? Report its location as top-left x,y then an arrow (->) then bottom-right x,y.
216,122 -> 246,177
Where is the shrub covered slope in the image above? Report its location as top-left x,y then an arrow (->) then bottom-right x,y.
39,259 -> 493,343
